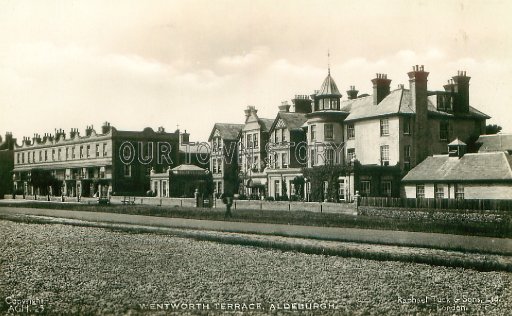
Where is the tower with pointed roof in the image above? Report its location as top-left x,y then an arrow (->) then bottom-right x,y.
306,66 -> 348,168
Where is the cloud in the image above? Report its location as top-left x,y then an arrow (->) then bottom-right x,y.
217,46 -> 269,68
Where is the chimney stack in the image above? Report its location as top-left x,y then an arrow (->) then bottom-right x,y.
408,65 -> 429,164
278,101 -> 291,113
292,95 -> 312,113
180,130 -> 190,144
346,86 -> 359,100
70,128 -> 79,138
371,73 -> 391,105
451,70 -> 471,113
55,128 -> 66,141
85,125 -> 94,137
244,106 -> 257,119
101,122 -> 112,134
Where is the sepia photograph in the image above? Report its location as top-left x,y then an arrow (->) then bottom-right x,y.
0,0 -> 511,314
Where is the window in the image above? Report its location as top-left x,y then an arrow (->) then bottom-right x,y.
331,99 -> 339,110
338,180 -> 345,200
39,151 -> 42,162
310,125 -> 316,141
52,149 -> 55,161
324,124 -> 334,140
416,184 -> 425,198
44,150 -> 48,161
274,180 -> 280,198
58,148 -> 62,160
100,167 -> 105,179
86,145 -> 90,158
380,145 -> 389,165
66,148 -> 69,160
96,144 -> 100,157
103,143 -> 107,157
310,149 -> 316,166
455,184 -> 464,199
32,152 -> 35,163
247,134 -> 252,148
253,134 -> 258,148
281,129 -> 286,143
72,147 -> 76,159
282,153 -> 288,167
217,158 -> 222,173
274,130 -> 280,143
27,152 -> 31,163
16,153 -> 20,164
440,121 -> 449,141
360,181 -> 371,196
325,148 -> 334,165
80,146 -> 83,158
404,145 -> 411,170
380,119 -> 389,136
347,124 -> 355,139
212,159 -> 217,173
347,148 -> 355,162
434,184 -> 444,199
403,118 -> 411,135
381,181 -> 392,197
123,165 -> 131,177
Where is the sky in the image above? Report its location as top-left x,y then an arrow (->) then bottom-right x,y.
1,0 -> 512,143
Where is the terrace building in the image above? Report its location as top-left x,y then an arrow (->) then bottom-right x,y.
12,122 -> 180,197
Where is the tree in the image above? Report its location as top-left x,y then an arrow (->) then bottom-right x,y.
486,124 -> 502,135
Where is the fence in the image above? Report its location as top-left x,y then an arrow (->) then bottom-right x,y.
359,197 -> 512,212
227,199 -> 356,214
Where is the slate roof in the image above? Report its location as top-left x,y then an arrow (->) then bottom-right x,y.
317,73 -> 342,96
269,112 -> 308,133
208,123 -> 244,141
476,133 -> 512,153
258,118 -> 275,132
342,88 -> 490,122
402,152 -> 512,183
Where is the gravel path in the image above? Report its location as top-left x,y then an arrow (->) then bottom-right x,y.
1,220 -> 511,315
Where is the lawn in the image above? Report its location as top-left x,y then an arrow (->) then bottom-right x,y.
2,201 -> 511,238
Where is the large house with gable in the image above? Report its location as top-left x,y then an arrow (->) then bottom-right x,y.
208,64 -> 490,201
208,123 -> 244,197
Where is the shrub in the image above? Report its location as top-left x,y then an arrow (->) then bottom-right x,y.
237,194 -> 247,200
290,195 -> 301,202
265,196 -> 275,202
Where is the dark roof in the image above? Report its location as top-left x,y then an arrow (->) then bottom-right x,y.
208,123 -> 244,141
402,152 -> 512,183
317,73 -> 342,97
258,118 -> 275,132
476,133 -> 512,153
342,88 -> 490,122
269,112 -> 308,133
